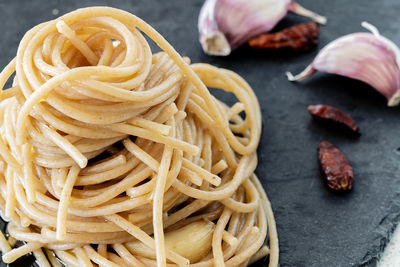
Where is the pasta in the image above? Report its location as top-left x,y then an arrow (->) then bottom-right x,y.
0,6 -> 278,267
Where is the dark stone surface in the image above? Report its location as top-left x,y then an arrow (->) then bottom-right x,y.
0,0 -> 400,266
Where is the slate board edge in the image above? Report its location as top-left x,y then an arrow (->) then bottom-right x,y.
358,192 -> 400,266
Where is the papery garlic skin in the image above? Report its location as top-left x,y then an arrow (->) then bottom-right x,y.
198,0 -> 326,56
215,0 -> 291,50
287,23 -> 400,107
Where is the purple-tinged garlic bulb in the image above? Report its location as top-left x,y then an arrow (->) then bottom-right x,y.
287,22 -> 400,107
198,0 -> 327,56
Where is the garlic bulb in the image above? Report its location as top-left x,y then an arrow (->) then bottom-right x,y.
287,22 -> 400,107
198,0 -> 327,56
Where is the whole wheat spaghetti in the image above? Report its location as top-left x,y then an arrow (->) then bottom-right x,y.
0,6 -> 278,267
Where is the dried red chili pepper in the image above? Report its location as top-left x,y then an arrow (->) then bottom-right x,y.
318,141 -> 354,191
308,104 -> 360,136
248,22 -> 319,51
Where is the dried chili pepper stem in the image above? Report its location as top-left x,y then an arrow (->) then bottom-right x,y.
318,141 -> 354,191
308,104 -> 360,136
248,22 -> 319,52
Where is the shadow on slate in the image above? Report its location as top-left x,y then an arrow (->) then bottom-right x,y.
1,0 -> 400,266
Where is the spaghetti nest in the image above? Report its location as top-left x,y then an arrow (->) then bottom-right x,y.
0,6 -> 278,267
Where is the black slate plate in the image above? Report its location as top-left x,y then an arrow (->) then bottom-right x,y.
1,0 -> 400,266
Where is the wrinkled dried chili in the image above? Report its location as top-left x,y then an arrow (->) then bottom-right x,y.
318,141 -> 354,191
308,104 -> 360,135
248,22 -> 319,51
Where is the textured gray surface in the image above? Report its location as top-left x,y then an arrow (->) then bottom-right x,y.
0,0 -> 400,266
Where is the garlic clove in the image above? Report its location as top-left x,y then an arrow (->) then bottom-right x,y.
287,22 -> 400,107
125,220 -> 215,263
198,0 -> 231,56
198,0 -> 327,56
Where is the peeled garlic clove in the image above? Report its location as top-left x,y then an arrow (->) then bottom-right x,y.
198,0 -> 327,56
125,220 -> 215,263
287,22 -> 400,107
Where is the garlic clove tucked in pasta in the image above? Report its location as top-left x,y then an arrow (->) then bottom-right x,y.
125,220 -> 215,263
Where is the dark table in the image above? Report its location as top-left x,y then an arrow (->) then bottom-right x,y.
1,0 -> 400,266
